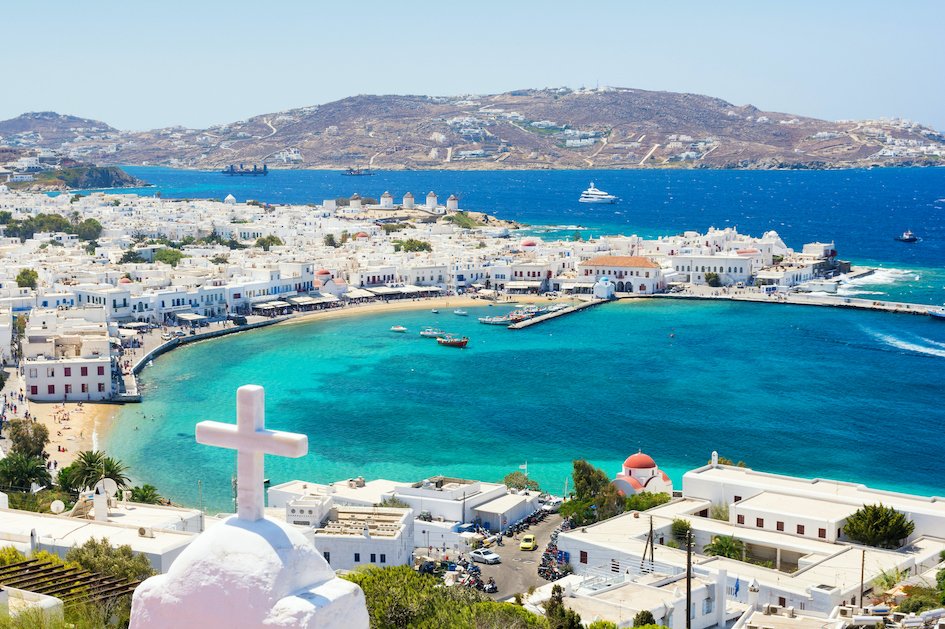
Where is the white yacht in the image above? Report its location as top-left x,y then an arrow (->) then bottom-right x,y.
578,182 -> 618,204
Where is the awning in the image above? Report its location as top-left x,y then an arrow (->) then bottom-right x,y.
344,288 -> 375,299
368,286 -> 402,296
122,322 -> 150,329
505,281 -> 543,289
176,313 -> 208,322
287,296 -> 318,306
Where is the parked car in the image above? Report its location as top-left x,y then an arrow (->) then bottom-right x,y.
519,534 -> 537,551
469,549 -> 501,564
161,333 -> 173,341
541,497 -> 564,513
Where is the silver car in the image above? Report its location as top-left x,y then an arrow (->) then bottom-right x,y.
470,549 -> 501,564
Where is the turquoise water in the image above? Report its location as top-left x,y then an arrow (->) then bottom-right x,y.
106,300 -> 945,512
94,167 -> 945,511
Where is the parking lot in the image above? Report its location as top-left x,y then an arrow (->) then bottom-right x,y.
472,512 -> 563,600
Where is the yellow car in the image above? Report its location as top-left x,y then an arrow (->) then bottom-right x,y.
519,534 -> 538,551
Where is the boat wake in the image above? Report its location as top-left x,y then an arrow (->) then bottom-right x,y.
838,268 -> 914,296
865,328 -> 945,359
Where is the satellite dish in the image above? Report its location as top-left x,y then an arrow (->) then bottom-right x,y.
95,478 -> 119,498
50,500 -> 65,514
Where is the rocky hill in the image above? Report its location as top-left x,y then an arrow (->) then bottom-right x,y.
2,88 -> 943,170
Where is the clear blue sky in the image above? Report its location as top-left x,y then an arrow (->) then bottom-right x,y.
3,0 -> 943,131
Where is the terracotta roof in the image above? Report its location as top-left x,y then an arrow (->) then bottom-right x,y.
583,256 -> 660,269
624,452 -> 657,469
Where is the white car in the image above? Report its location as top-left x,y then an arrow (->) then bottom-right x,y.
469,549 -> 501,564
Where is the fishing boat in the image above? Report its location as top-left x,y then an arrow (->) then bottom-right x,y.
453,309 -> 468,316
894,230 -> 918,243
420,327 -> 448,338
579,182 -> 618,204
390,325 -> 407,333
478,315 -> 512,325
437,335 -> 469,348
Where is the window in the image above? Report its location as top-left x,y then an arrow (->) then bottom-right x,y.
777,521 -> 784,531
30,386 -> 38,395
64,367 -> 72,377
354,553 -> 360,563
81,384 -> 88,393
47,367 -> 55,377
370,554 -> 376,563
97,366 -> 105,376
779,597 -> 786,607
737,515 -> 745,525
28,368 -> 37,378
98,383 -> 105,392
756,518 -> 764,528
380,554 -> 386,564
797,524 -> 805,535
818,528 -> 826,539
734,495 -> 742,502
323,551 -> 330,563
65,384 -> 72,394
81,366 -> 88,376
48,385 -> 55,395
579,551 -> 588,564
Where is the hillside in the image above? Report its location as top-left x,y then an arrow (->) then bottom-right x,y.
2,88 -> 943,170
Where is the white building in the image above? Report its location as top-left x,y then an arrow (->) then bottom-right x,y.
309,504 -> 413,572
578,255 -> 664,294
613,451 -> 674,497
0,308 -> 12,364
21,307 -> 114,401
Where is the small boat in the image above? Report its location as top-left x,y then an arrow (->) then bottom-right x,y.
390,325 -> 407,333
930,309 -> 945,321
431,308 -> 439,314
478,315 -> 512,325
420,327 -> 448,338
437,335 -> 469,348
341,166 -> 374,176
453,309 -> 468,316
894,230 -> 918,243
579,182 -> 618,204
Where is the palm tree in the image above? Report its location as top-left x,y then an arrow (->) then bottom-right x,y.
703,535 -> 745,560
130,484 -> 162,505
72,451 -> 130,490
0,452 -> 52,490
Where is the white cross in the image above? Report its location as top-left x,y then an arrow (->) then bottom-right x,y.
195,384 -> 308,521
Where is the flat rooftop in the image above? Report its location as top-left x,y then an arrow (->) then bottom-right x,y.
313,507 -> 409,538
269,478 -> 409,505
734,492 -> 857,522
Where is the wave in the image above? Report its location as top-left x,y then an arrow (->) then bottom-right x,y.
837,288 -> 886,296
841,268 -> 914,289
918,336 -> 945,350
865,329 -> 945,359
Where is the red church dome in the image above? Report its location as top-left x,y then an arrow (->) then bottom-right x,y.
624,451 -> 656,469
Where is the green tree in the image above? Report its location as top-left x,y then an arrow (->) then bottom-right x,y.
503,470 -> 540,492
66,537 -> 157,582
625,492 -> 671,512
7,419 -> 50,459
324,233 -> 338,248
571,232 -> 583,242
15,268 -> 38,288
377,496 -> 410,508
255,235 -> 283,251
671,518 -> 691,542
710,454 -> 747,467
544,584 -> 582,629
394,239 -> 433,253
703,535 -> 745,560
154,248 -> 185,267
130,484 -> 162,504
634,610 -> 657,627
210,254 -> 229,265
84,239 -> 99,254
587,622 -> 619,629
56,462 -> 85,494
0,452 -> 52,489
71,450 -> 131,489
0,211 -> 12,224
75,218 -> 103,241
572,459 -> 609,502
119,250 -> 145,264
704,272 -> 722,287
844,504 -> 915,549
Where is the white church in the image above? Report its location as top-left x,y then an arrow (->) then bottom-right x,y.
612,450 -> 674,496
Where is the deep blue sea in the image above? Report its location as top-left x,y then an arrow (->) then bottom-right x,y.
97,167 -> 945,511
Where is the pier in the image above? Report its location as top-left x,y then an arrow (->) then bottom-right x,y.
507,299 -> 605,329
647,291 -> 942,316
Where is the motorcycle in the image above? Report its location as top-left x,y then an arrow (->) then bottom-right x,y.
484,578 -> 498,594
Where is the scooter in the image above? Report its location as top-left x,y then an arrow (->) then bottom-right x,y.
484,578 -> 498,594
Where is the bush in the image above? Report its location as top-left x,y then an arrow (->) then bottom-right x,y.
503,470 -> 540,492
634,610 -> 656,626
705,272 -> 722,287
844,504 -> 915,549
66,537 -> 156,583
671,518 -> 691,542
15,268 -> 38,288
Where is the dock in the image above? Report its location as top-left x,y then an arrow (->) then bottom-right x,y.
508,299 -> 605,329
649,291 -> 942,316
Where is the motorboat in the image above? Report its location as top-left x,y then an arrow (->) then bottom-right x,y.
894,230 -> 918,243
437,335 -> 469,348
431,308 -> 439,314
390,325 -> 407,333
420,327 -> 448,338
930,309 -> 945,321
478,315 -> 512,325
453,309 -> 468,316
579,182 -> 618,204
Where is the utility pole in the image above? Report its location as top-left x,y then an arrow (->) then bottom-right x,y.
686,530 -> 693,629
859,548 -> 865,608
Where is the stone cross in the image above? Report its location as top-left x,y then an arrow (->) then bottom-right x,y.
196,385 -> 308,521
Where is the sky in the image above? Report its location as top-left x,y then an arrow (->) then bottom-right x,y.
2,0 -> 943,131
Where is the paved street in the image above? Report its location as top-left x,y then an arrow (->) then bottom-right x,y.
474,512 -> 562,600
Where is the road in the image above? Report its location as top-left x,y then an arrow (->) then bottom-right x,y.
473,513 -> 562,600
